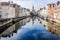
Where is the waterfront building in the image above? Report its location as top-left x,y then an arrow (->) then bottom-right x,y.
47,3 -> 54,20
38,6 -> 48,20
47,1 -> 60,20
0,1 -> 20,19
54,1 -> 60,20
21,8 -> 30,17
25,9 -> 30,16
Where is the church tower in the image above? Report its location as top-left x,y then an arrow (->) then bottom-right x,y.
32,5 -> 34,10
32,5 -> 36,14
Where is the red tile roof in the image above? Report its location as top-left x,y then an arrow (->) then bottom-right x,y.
0,2 -> 9,6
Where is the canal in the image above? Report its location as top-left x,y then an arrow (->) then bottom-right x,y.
0,17 -> 60,40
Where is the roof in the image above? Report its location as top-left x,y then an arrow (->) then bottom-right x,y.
0,2 -> 9,6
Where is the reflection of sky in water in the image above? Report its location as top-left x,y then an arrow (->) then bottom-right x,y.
1,18 -> 60,40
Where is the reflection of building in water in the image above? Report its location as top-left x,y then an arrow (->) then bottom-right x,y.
0,24 -> 16,37
0,18 -> 30,38
21,18 -> 30,26
23,19 -> 27,26
26,18 -> 30,22
32,17 -> 36,24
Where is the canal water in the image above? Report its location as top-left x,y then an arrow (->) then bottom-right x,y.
0,17 -> 60,40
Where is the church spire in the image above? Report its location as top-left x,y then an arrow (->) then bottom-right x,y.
32,5 -> 34,10
32,5 -> 36,14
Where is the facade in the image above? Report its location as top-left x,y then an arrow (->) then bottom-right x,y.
25,9 -> 30,16
0,1 -> 20,19
54,1 -> 60,20
0,1 -> 30,19
18,6 -> 23,17
38,1 -> 60,37
0,6 -> 15,19
47,1 -> 60,20
47,3 -> 54,20
38,6 -> 48,19
37,8 -> 43,17
46,1 -> 60,37
19,8 -> 30,17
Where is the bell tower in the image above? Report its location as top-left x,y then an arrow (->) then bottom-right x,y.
32,5 -> 34,10
32,5 -> 35,14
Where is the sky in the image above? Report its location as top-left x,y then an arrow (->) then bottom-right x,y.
0,0 -> 59,10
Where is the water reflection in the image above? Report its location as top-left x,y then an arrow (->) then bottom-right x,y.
0,17 -> 30,38
0,17 -> 60,40
31,17 -> 36,24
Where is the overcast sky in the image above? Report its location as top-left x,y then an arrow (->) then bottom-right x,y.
0,0 -> 59,10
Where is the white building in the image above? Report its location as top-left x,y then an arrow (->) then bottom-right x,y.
18,7 -> 23,17
0,1 -> 30,19
0,1 -> 20,19
25,9 -> 30,16
38,6 -> 48,18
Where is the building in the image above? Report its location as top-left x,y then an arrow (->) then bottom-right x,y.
46,1 -> 60,37
47,3 -> 54,20
19,8 -> 30,17
25,9 -> 30,16
0,6 -> 15,19
47,1 -> 60,20
18,6 -> 23,17
0,1 -> 20,19
54,1 -> 60,20
38,6 -> 48,20
37,8 -> 42,17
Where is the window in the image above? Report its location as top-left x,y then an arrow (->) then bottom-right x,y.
53,4 -> 54,7
0,7 -> 1,9
0,11 -> 1,13
0,15 -> 1,18
6,13 -> 8,16
50,4 -> 51,8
